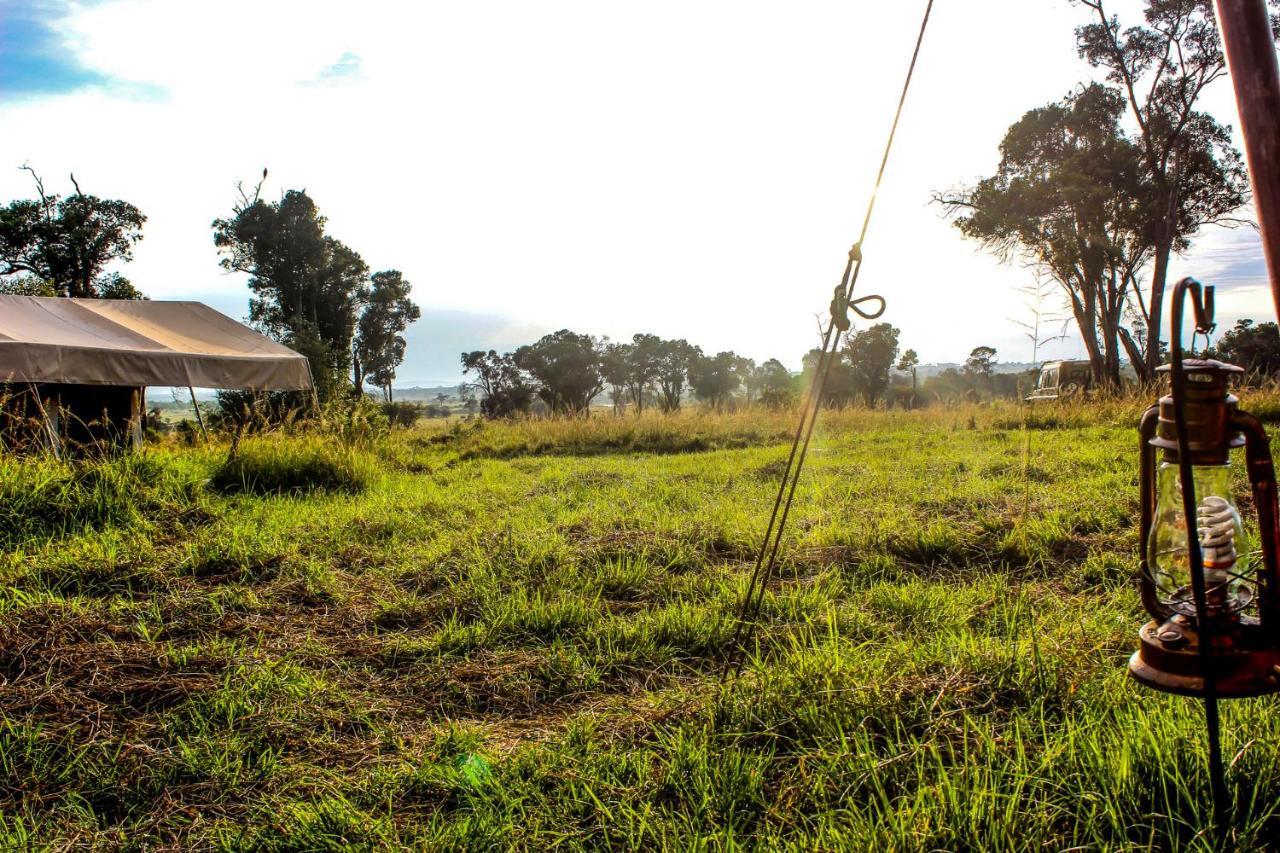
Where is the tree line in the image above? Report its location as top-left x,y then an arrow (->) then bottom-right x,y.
461,332 -> 797,418
461,322 -> 1030,417
0,168 -> 420,410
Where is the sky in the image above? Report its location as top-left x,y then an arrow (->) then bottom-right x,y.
0,0 -> 1274,386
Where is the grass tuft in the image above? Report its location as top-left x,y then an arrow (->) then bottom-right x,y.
210,437 -> 375,495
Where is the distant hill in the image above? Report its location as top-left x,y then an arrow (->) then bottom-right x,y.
394,385 -> 465,401
914,362 -> 1038,379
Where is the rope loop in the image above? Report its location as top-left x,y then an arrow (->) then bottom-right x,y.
829,289 -> 887,331
851,293 -> 886,320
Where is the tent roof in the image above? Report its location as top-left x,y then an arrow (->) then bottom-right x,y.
0,296 -> 313,390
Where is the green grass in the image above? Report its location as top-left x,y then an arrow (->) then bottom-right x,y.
210,436 -> 377,495
2,399 -> 1279,849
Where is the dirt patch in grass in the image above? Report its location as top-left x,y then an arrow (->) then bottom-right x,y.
0,606 -> 225,721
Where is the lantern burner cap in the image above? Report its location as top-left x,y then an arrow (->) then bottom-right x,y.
1155,358 -> 1244,377
1150,359 -> 1245,464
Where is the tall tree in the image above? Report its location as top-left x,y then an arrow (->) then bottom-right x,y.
964,346 -> 997,377
688,350 -> 748,410
602,341 -> 631,414
213,185 -> 369,400
654,338 -> 697,413
354,270 -> 421,402
896,348 -> 920,407
624,333 -> 663,414
1074,0 -> 1256,378
846,323 -> 900,406
938,85 -> 1150,388
753,358 -> 795,410
802,343 -> 858,408
515,330 -> 606,416
0,167 -> 146,298
461,350 -> 535,417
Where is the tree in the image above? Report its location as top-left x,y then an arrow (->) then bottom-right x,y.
601,334 -> 662,415
654,338 -> 697,413
461,350 -> 535,417
624,333 -> 663,414
0,275 -> 55,296
1212,319 -> 1280,379
754,358 -> 796,410
964,345 -> 998,395
896,348 -> 920,407
803,344 -> 859,408
1075,0 -> 1258,378
601,341 -> 633,414
354,270 -> 420,402
938,85 -> 1150,389
515,330 -> 606,416
689,350 -> 748,410
213,185 -> 369,401
846,323 -> 900,406
0,167 -> 146,298
964,346 -> 997,377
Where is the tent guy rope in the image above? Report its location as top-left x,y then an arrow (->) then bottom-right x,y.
722,0 -> 936,680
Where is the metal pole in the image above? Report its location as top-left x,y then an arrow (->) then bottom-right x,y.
1214,0 -> 1280,319
189,386 -> 209,443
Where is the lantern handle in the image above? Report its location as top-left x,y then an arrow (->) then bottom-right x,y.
1172,277 -> 1216,350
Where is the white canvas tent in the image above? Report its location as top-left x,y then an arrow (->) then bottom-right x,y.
0,295 -> 312,451
0,295 -> 312,389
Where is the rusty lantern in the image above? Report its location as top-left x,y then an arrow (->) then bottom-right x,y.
1130,281 -> 1280,698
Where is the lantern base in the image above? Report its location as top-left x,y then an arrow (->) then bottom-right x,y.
1129,618 -> 1280,698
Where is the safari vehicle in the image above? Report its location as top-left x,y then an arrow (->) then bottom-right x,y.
1026,360 -> 1093,401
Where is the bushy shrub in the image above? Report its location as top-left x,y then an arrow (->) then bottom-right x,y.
210,437 -> 375,496
382,401 -> 422,429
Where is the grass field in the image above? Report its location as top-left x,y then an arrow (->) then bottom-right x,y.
3,400 -> 1280,850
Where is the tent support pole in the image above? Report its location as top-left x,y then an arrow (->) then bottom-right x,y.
189,386 -> 209,443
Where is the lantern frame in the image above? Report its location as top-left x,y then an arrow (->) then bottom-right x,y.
1129,282 -> 1280,697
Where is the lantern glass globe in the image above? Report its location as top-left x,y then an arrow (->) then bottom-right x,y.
1149,462 -> 1253,621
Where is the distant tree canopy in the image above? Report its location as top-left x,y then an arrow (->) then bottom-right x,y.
459,332 -> 795,419
845,323 -> 900,406
1211,319 -> 1280,378
602,333 -> 664,414
689,350 -> 749,410
751,358 -> 796,410
922,366 -> 1035,402
0,167 -> 146,298
515,330 -> 607,416
803,323 -> 901,408
461,349 -> 535,417
965,346 -> 997,377
895,348 -> 920,407
355,270 -> 421,402
654,338 -> 698,413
